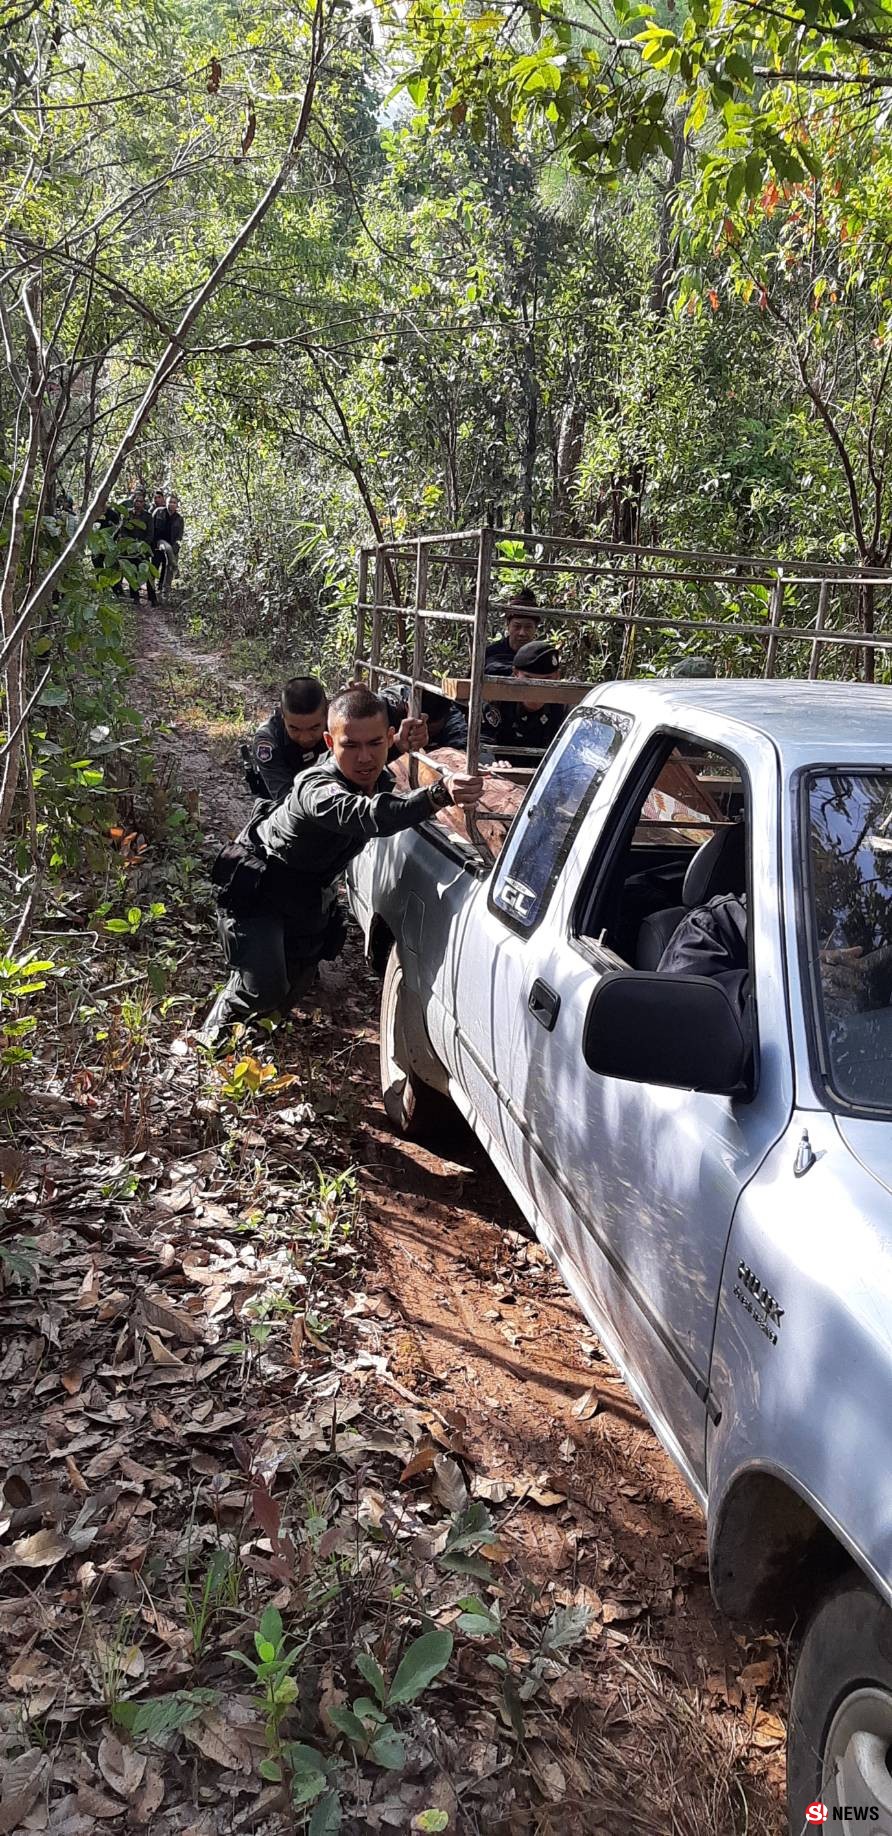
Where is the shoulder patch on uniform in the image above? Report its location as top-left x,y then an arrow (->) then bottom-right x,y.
484,705 -> 501,729
256,743 -> 273,763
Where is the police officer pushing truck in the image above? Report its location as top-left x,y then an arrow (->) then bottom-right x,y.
201,685 -> 482,1046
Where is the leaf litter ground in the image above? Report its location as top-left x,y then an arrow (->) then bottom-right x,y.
0,613 -> 786,1835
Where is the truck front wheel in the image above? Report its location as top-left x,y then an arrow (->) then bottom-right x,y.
379,947 -> 452,1141
787,1573 -> 892,1832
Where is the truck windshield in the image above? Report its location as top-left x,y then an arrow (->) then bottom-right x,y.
806,770 -> 892,1111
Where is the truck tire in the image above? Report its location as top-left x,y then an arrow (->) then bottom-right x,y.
379,947 -> 452,1140
787,1572 -> 892,1832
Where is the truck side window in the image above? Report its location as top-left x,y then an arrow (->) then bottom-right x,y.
491,709 -> 629,931
576,739 -> 749,970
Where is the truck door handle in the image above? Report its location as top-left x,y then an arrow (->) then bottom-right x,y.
528,979 -> 560,1030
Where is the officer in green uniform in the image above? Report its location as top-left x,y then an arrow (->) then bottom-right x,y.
244,678 -> 428,801
482,639 -> 566,766
244,677 -> 329,800
200,684 -> 482,1044
484,587 -> 540,673
420,689 -> 468,752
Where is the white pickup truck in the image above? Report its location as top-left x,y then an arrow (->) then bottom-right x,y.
348,678 -> 892,1835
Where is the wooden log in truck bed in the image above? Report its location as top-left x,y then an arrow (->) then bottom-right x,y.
389,749 -> 523,858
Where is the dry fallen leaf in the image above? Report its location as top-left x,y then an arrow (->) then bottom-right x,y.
98,1732 -> 146,1800
65,1453 -> 90,1496
74,1783 -> 126,1820
143,1328 -> 185,1368
528,1741 -> 566,1804
182,1706 -> 254,1773
570,1387 -> 601,1420
400,1445 -> 437,1484
0,1749 -> 50,1834
471,1474 -> 511,1504
132,1762 -> 164,1825
431,1454 -> 469,1513
141,1291 -> 203,1344
739,1657 -> 776,1692
2,1526 -> 72,1569
601,1599 -> 643,1625
748,1708 -> 786,1749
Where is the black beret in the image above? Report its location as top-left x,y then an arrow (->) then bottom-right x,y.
513,640 -> 560,675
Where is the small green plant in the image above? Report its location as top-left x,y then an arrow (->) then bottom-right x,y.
184,1546 -> 240,1660
218,1054 -> 279,1104
103,901 -> 166,938
112,1688 -> 220,1743
99,1170 -> 140,1202
0,949 -> 58,1106
328,1630 -> 454,1772
229,1605 -> 304,1770
228,1606 -> 341,1817
306,1161 -> 357,1251
95,1613 -> 143,1723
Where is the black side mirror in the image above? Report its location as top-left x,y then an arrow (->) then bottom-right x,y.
582,971 -> 751,1097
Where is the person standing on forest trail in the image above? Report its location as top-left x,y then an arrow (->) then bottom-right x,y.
199,684 -> 482,1046
152,492 -> 184,598
120,491 -> 157,605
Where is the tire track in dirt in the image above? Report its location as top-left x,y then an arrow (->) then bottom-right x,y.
141,609 -> 787,1835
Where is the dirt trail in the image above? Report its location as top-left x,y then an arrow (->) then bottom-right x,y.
142,609 -> 788,1833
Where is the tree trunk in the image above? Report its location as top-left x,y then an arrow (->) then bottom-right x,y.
553,396 -> 586,535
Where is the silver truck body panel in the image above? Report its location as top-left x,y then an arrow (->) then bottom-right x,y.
348,681 -> 892,1602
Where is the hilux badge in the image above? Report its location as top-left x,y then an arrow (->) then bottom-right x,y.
734,1260 -> 784,1344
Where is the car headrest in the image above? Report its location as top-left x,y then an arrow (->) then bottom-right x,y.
683,823 -> 746,908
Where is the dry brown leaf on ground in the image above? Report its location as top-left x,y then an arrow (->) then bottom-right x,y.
2,1526 -> 72,1569
142,1328 -> 186,1368
65,1454 -> 90,1496
571,1387 -> 601,1420
471,1474 -> 511,1504
0,1749 -> 50,1834
748,1708 -> 786,1749
83,1441 -> 128,1480
739,1657 -> 776,1692
97,1732 -> 146,1799
183,1408 -> 245,1436
601,1599 -> 643,1625
141,1292 -> 204,1343
400,1444 -> 437,1484
431,1454 -> 469,1512
73,1783 -> 127,1820
131,1762 -> 164,1825
91,1634 -> 145,1682
182,1703 -> 256,1772
528,1740 -> 567,1804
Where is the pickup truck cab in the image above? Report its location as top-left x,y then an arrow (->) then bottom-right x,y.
347,680 -> 892,1835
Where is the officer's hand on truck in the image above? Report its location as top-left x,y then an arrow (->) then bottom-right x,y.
443,771 -> 483,807
394,714 -> 429,753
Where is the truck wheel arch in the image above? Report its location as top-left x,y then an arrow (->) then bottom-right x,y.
709,1468 -> 851,1622
368,916 -> 395,978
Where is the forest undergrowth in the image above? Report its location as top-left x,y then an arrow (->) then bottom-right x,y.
0,606 -> 789,1835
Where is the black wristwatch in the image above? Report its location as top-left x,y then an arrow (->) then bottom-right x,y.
428,778 -> 451,810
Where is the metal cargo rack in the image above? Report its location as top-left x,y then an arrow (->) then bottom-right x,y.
354,525 -> 892,784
